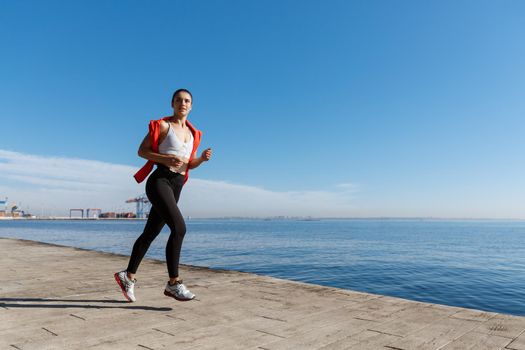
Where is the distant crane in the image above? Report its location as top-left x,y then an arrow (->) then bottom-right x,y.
86,208 -> 101,219
70,208 -> 84,218
126,194 -> 151,218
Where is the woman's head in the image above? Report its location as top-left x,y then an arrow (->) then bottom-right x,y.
171,89 -> 193,117
171,89 -> 193,106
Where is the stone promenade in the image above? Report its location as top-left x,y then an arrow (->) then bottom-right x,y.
1,237 -> 525,349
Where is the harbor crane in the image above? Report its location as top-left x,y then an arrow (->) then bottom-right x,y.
126,194 -> 151,219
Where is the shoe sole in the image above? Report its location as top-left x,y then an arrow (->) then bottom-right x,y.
164,289 -> 194,301
114,273 -> 134,302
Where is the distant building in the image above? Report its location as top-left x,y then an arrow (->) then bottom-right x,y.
117,212 -> 136,218
96,211 -> 138,219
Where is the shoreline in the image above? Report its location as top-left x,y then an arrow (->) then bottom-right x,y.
2,235 -> 525,317
3,216 -> 525,222
2,219 -> 525,318
2,236 -> 525,349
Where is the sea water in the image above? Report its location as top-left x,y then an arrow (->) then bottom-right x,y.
1,218 -> 524,316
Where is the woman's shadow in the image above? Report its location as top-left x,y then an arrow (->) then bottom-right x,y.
0,297 -> 172,311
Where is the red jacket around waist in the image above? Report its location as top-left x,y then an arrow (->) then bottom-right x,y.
133,117 -> 202,185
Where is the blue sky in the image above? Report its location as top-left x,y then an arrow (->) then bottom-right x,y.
1,1 -> 524,218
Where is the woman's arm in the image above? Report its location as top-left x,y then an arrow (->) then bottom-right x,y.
137,122 -> 184,168
188,148 -> 212,169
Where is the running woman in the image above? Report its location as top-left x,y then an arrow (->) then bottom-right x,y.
115,89 -> 212,302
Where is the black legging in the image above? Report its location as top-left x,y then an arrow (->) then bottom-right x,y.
127,165 -> 186,278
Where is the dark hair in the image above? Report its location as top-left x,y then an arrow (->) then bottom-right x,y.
171,89 -> 193,107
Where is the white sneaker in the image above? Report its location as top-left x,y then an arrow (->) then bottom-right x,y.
114,270 -> 136,302
164,280 -> 195,301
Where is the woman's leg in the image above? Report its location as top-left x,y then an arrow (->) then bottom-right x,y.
115,171 -> 170,302
147,174 -> 195,301
126,206 -> 165,275
143,174 -> 186,279
152,185 -> 185,278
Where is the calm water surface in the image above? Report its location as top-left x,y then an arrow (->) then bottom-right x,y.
1,219 -> 524,316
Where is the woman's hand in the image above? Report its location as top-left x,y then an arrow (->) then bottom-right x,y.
188,148 -> 212,169
201,148 -> 212,161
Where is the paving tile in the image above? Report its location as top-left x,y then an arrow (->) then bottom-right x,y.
367,305 -> 455,337
439,331 -> 513,350
317,329 -> 402,350
507,330 -> 525,350
257,316 -> 374,350
474,314 -> 525,339
385,317 -> 480,350
450,309 -> 498,322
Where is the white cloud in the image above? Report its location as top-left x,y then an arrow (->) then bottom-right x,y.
0,149 -> 358,218
182,179 -> 358,218
0,150 -> 139,216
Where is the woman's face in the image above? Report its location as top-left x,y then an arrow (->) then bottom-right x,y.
173,91 -> 192,117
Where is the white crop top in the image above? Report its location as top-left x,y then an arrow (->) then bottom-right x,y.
158,124 -> 194,169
